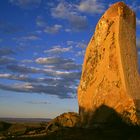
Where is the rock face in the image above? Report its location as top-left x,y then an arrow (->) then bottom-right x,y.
46,112 -> 80,133
78,2 -> 140,127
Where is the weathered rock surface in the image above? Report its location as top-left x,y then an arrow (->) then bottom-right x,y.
78,2 -> 140,127
46,112 -> 80,133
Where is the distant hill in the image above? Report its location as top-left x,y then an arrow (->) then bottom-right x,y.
0,118 -> 51,123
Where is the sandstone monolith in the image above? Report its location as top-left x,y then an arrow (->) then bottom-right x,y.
78,2 -> 140,127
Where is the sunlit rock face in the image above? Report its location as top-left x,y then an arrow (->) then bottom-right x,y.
78,2 -> 140,127
46,112 -> 80,133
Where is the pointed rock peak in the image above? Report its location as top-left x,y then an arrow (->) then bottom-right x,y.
104,1 -> 135,19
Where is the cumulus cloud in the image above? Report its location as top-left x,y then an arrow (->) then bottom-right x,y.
0,55 -> 81,98
0,1 -> 87,99
21,59 -> 33,63
36,16 -> 46,27
0,82 -> 76,98
65,28 -> 72,32
66,40 -> 87,48
76,50 -> 85,57
43,69 -> 81,81
77,0 -> 105,14
0,73 -> 37,83
45,63 -> 81,71
44,45 -> 72,54
36,16 -> 62,34
22,35 -> 40,41
9,0 -> 42,8
35,57 -> 73,65
6,64 -> 41,73
55,71 -> 81,80
0,73 -> 79,87
36,57 -> 81,71
67,41 -> 75,46
0,83 -> 33,93
129,2 -> 140,12
76,42 -> 87,48
5,63 -> 81,79
51,2 -> 88,30
15,35 -> 40,42
44,24 -> 62,34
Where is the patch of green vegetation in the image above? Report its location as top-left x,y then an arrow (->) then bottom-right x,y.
0,121 -> 11,131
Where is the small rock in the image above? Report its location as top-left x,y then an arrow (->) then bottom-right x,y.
46,112 -> 80,133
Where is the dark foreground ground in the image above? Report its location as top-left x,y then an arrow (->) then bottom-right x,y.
1,121 -> 140,140
13,127 -> 140,140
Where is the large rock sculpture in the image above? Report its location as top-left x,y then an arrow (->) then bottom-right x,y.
78,2 -> 140,127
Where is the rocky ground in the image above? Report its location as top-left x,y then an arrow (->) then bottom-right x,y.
2,125 -> 140,140
1,112 -> 140,140
0,120 -> 47,140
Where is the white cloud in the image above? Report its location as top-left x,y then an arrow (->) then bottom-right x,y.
22,59 -> 33,63
65,28 -> 72,32
35,57 -> 73,65
51,2 -> 88,30
14,35 -> 40,42
44,45 -> 72,54
22,35 -> 40,40
36,57 -> 53,64
66,40 -> 87,48
67,41 -> 74,46
129,2 -> 140,12
36,16 -> 46,27
36,16 -> 62,34
0,55 -> 81,98
76,50 -> 85,57
7,64 -> 41,73
0,73 -> 11,78
77,0 -> 105,14
0,83 -> 69,98
44,24 -> 62,34
35,57 -> 81,71
76,42 -> 87,48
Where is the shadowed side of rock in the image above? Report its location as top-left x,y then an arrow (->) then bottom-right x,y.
44,106 -> 140,140
79,105 -> 135,127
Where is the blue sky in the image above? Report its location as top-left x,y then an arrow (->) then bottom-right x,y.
0,0 -> 140,118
